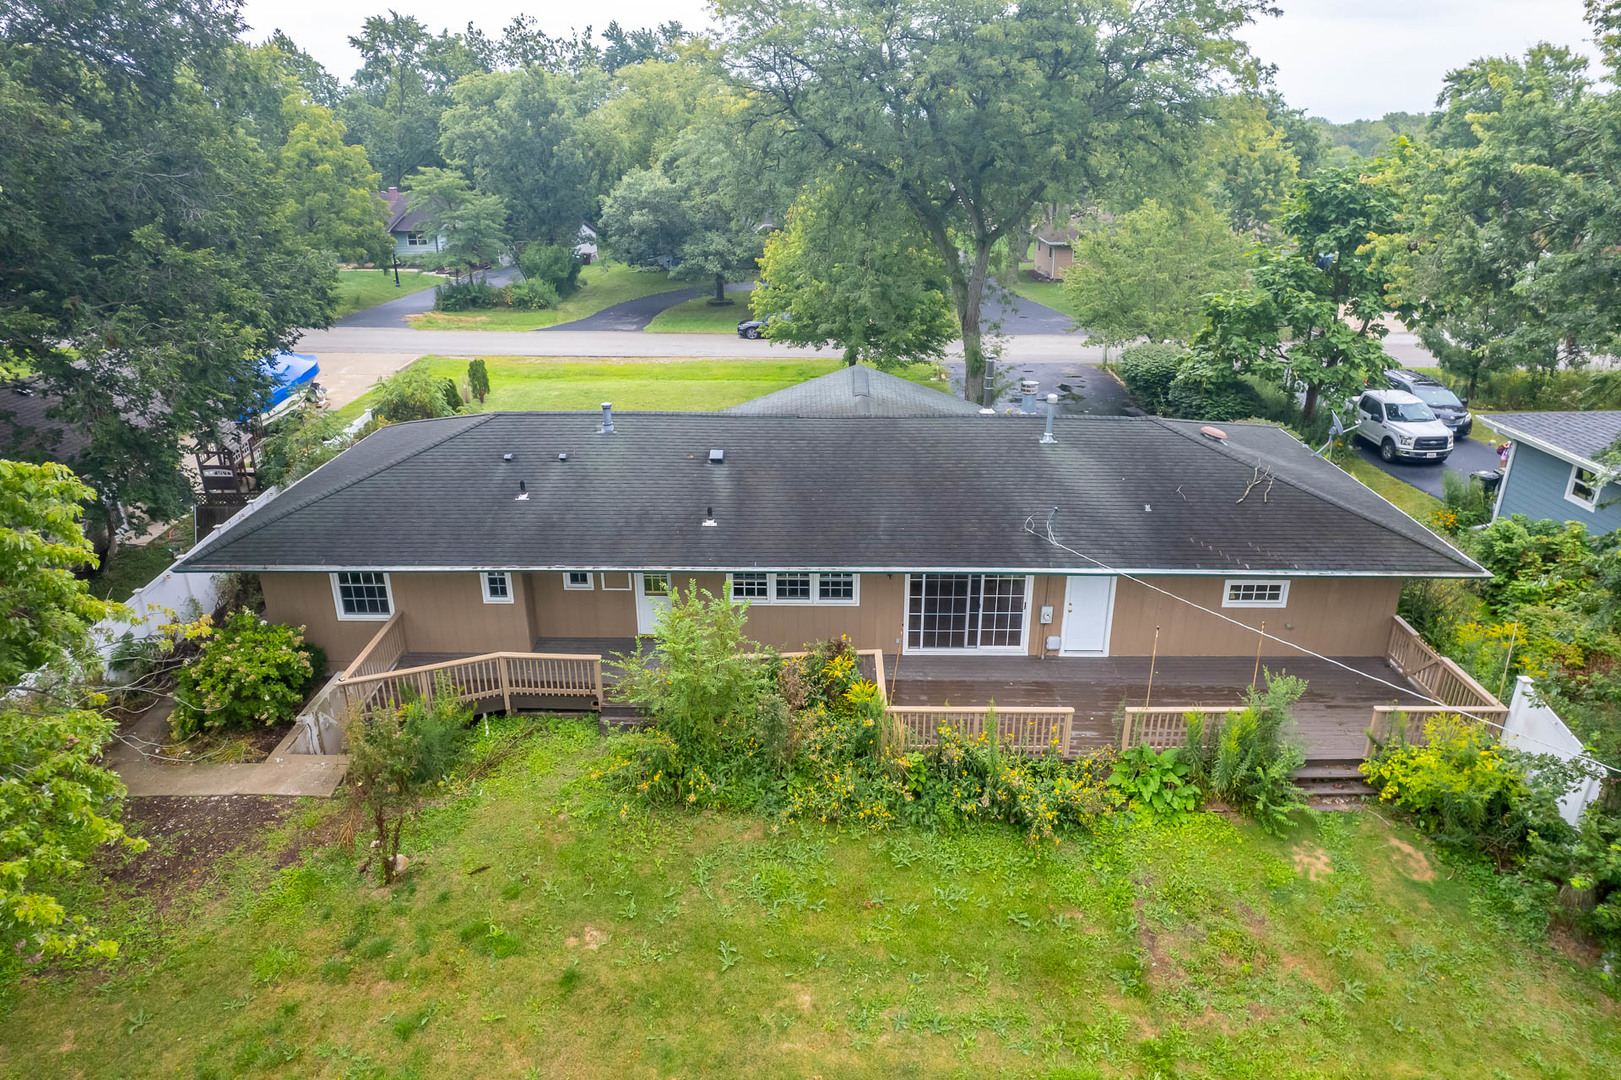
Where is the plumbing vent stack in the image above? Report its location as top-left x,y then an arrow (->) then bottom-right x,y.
1020,379 -> 1040,414
1040,394 -> 1058,445
599,402 -> 615,434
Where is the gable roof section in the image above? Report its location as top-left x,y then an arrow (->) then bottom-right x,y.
179,413 -> 1484,577
1490,411 -> 1621,469
379,188 -> 432,234
723,366 -> 986,417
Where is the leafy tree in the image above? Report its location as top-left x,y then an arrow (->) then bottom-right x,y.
267,29 -> 341,108
374,367 -> 464,423
467,359 -> 490,404
1,700 -> 144,961
1202,95 -> 1304,236
718,0 -> 1268,403
1063,199 -> 1247,355
346,685 -> 467,885
438,68 -> 601,244
404,167 -> 509,280
1189,165 -> 1404,421
0,1 -> 336,543
587,60 -> 724,178
277,90 -> 393,263
518,243 -> 584,292
0,461 -> 110,686
754,176 -> 957,366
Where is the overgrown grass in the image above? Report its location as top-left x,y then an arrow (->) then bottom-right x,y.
643,294 -> 755,333
5,718 -> 1615,1079
407,262 -> 687,331
335,269 -> 439,318
87,520 -> 195,603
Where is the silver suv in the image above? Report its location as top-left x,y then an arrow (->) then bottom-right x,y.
1384,369 -> 1473,437
1353,389 -> 1455,463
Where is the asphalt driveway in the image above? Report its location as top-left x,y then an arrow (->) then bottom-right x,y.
1348,428 -> 1502,498
545,281 -> 754,331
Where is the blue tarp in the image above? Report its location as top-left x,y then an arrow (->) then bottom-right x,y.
261,352 -> 319,412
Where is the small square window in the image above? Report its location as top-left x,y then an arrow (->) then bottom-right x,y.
775,573 -> 811,602
1568,465 -> 1600,509
563,571 -> 593,590
481,571 -> 513,604
1222,580 -> 1288,608
333,571 -> 392,619
818,573 -> 855,602
731,572 -> 769,600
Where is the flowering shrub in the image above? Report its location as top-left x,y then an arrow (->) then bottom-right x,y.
172,610 -> 323,737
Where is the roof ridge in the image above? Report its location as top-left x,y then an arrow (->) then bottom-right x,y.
1148,417 -> 1479,571
188,413 -> 495,564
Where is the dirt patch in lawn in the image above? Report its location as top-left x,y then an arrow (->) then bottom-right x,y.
1385,837 -> 1436,882
1291,845 -> 1334,881
102,795 -> 300,908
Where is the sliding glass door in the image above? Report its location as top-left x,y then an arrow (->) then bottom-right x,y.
905,574 -> 1031,653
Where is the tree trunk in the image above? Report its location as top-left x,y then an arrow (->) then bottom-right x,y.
713,273 -> 725,304
1302,383 -> 1320,422
952,242 -> 995,406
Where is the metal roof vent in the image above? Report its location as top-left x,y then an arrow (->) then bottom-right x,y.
978,407 -> 996,416
1200,425 -> 1228,442
502,453 -> 514,462
702,505 -> 718,527
1020,379 -> 1040,414
557,452 -> 568,462
708,449 -> 725,464
598,402 -> 615,434
1040,394 -> 1058,445
515,480 -> 529,501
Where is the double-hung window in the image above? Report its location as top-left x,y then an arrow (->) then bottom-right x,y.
905,574 -> 1029,652
481,571 -> 514,604
1222,579 -> 1289,608
1567,465 -> 1601,510
562,571 -> 594,590
332,571 -> 392,620
726,572 -> 859,606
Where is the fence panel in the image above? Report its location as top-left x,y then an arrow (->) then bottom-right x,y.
885,706 -> 1075,756
1120,706 -> 1249,752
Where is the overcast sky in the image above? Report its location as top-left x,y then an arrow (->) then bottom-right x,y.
240,0 -> 1603,122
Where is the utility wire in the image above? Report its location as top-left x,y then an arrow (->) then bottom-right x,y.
1022,512 -> 1618,778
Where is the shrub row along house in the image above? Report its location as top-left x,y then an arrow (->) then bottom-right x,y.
178,369 -> 1489,759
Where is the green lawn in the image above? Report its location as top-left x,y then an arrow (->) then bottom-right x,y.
1009,268 -> 1081,322
644,294 -> 755,333
408,262 -> 688,331
7,718 -> 1615,1080
1339,451 -> 1445,523
335,269 -> 439,318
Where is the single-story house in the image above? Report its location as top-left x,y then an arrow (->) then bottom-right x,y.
1031,229 -> 1076,281
380,187 -> 443,258
1490,411 -> 1621,534
722,365 -> 984,417
178,408 -> 1484,692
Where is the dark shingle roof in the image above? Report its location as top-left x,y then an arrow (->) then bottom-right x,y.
380,188 -> 433,234
1489,411 -> 1621,466
178,413 -> 1484,577
723,366 -> 985,417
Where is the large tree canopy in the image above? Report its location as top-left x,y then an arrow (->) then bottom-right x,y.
716,0 -> 1268,403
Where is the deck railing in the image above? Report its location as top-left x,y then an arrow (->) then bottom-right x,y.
1385,615 -> 1505,713
759,648 -> 889,706
884,705 -> 1075,756
334,651 -> 603,716
344,610 -> 408,679
1364,703 -> 1510,757
1119,706 -> 1250,752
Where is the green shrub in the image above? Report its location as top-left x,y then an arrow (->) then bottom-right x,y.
1185,672 -> 1308,834
507,278 -> 560,310
172,610 -> 321,737
518,243 -> 582,292
1164,372 -> 1267,421
433,280 -> 497,311
1361,714 -> 1575,864
1529,805 -> 1621,954
374,367 -> 463,423
1435,470 -> 1492,535
467,358 -> 490,403
1108,743 -> 1199,818
1114,343 -> 1186,414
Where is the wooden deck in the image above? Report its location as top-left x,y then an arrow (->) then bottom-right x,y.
472,640 -> 1423,760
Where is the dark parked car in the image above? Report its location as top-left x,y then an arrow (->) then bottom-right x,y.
1384,369 -> 1473,437
736,313 -> 788,339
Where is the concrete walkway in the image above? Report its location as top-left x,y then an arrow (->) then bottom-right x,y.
109,702 -> 348,798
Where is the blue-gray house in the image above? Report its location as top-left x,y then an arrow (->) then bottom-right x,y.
1491,411 -> 1621,534
380,187 -> 443,258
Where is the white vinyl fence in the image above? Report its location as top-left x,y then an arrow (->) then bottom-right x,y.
1502,675 -> 1604,826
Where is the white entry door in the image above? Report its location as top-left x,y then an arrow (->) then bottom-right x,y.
634,572 -> 672,635
1060,576 -> 1115,655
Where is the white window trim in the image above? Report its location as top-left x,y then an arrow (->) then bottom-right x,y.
480,571 -> 514,604
562,571 -> 594,591
1222,579 -> 1290,609
901,573 -> 1034,656
330,571 -> 394,621
599,572 -> 632,591
724,572 -> 860,607
1565,463 -> 1601,511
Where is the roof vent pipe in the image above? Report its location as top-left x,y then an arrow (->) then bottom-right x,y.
1020,379 -> 1040,415
598,402 -> 615,434
1041,394 -> 1058,445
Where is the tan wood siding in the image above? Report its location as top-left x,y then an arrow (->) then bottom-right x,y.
736,573 -> 905,652
261,571 -> 535,665
1106,575 -> 1401,657
526,572 -> 640,638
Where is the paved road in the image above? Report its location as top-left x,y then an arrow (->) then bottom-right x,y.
982,289 -> 1076,334
546,281 -> 754,331
1349,428 -> 1502,498
336,267 -> 520,329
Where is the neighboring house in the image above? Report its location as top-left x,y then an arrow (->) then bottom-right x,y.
574,221 -> 598,264
1031,229 -> 1075,281
380,187 -> 443,258
177,407 -> 1484,674
722,366 -> 983,417
1490,411 -> 1621,534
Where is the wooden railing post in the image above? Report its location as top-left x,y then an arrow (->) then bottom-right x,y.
499,656 -> 512,714
593,657 -> 604,709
